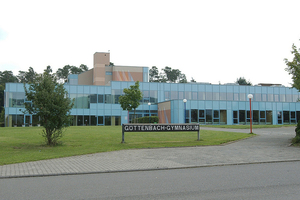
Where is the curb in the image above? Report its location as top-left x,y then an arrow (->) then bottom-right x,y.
1,159 -> 300,179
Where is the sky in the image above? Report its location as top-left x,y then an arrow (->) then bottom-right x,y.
1,0 -> 300,86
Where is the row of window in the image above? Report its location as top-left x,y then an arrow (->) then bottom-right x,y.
164,91 -> 299,102
185,109 -> 227,125
6,92 -> 159,109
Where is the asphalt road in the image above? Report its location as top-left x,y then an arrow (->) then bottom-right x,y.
1,161 -> 300,200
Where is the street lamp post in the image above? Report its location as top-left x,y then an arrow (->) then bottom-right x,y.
183,99 -> 187,123
148,102 -> 151,123
248,94 -> 253,134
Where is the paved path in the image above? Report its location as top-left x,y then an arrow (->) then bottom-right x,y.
1,127 -> 300,178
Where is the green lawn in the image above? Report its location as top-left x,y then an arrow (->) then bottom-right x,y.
203,124 -> 296,129
0,126 -> 253,165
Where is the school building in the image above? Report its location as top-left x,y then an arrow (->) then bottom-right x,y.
4,52 -> 300,127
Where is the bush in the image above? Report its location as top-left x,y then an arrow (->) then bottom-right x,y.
292,135 -> 300,144
295,119 -> 300,137
134,116 -> 159,123
293,120 -> 300,144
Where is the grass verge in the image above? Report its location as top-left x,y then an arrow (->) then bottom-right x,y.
0,126 -> 253,165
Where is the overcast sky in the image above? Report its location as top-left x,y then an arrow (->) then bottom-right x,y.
1,0 -> 300,86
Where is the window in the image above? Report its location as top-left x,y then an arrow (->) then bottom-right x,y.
105,94 -> 112,104
98,116 -> 104,125
206,92 -> 212,100
199,110 -> 205,124
191,109 -> 198,122
227,93 -> 233,101
105,116 -> 111,125
164,91 -> 170,101
206,110 -> 212,124
198,92 -> 205,100
233,111 -> 238,124
90,94 -> 97,103
171,91 -> 178,100
98,95 -> 104,103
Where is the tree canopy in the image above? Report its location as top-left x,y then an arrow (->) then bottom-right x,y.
149,66 -> 188,83
285,41 -> 300,91
118,81 -> 142,123
56,64 -> 89,82
235,77 -> 252,85
17,67 -> 38,83
24,72 -> 74,145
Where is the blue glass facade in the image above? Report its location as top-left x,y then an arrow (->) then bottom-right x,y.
4,80 -> 300,127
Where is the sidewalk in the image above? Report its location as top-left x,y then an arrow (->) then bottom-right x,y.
1,127 -> 299,178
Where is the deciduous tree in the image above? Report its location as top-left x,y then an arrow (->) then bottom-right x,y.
118,81 -> 142,123
285,41 -> 300,90
24,72 -> 74,146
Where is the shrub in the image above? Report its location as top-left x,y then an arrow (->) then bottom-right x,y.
135,116 -> 159,123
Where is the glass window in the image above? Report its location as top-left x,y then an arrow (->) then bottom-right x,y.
262,94 -> 267,101
82,94 -> 89,109
227,93 -> 233,101
220,110 -> 227,125
179,91 -> 184,99
84,116 -> 89,126
105,116 -> 111,125
254,94 -> 261,101
291,111 -> 296,119
283,111 -> 290,124
239,93 -> 246,101
171,91 -> 178,100
274,95 -> 279,102
114,95 -> 121,104
191,109 -> 198,122
98,95 -> 104,103
213,93 -> 219,100
266,111 -> 272,125
10,92 -> 25,108
185,91 -> 191,100
76,94 -> 84,108
233,111 -> 238,118
253,110 -> 259,124
206,110 -> 212,124
77,115 -> 83,126
164,91 -> 170,101
198,92 -> 205,100
278,111 -> 282,124
239,110 -> 245,123
192,92 -> 197,100
114,116 -> 121,125
91,116 -> 97,126
293,95 -> 298,102
260,111 -> 266,118
234,93 -> 239,101
90,94 -> 97,103
220,92 -> 226,101
206,92 -> 212,100
213,110 -> 219,118
268,94 -> 273,102
98,116 -> 103,124
286,94 -> 292,102
280,94 -> 285,102
105,94 -> 112,104
150,90 -> 158,104
199,110 -> 205,118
